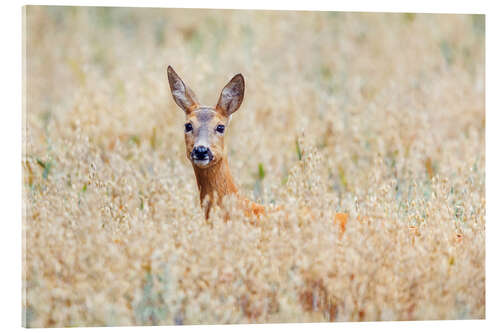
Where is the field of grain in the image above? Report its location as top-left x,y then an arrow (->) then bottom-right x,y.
22,6 -> 485,327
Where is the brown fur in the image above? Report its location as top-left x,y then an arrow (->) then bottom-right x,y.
167,66 -> 264,220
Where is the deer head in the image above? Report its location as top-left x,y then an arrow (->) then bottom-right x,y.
167,66 -> 245,169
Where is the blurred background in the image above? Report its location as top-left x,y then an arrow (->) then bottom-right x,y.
23,6 -> 484,327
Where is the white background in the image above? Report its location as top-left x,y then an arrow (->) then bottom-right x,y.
1,0 -> 498,332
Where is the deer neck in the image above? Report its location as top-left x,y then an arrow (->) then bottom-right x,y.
192,156 -> 239,217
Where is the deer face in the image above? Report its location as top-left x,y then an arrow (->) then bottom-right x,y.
183,107 -> 227,167
167,66 -> 244,169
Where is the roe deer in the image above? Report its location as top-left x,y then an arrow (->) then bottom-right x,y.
166,66 -> 351,231
167,66 -> 265,219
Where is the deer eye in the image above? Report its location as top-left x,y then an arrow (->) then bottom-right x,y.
184,123 -> 193,132
216,124 -> 225,134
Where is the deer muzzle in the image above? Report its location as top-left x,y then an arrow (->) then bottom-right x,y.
191,145 -> 213,166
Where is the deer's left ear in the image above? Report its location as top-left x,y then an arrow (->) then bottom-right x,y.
216,74 -> 245,117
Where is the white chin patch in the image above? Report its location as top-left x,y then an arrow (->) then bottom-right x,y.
193,159 -> 210,167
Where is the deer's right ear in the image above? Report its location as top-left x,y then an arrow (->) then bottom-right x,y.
167,66 -> 199,114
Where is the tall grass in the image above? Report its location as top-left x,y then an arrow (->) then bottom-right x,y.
23,6 -> 485,327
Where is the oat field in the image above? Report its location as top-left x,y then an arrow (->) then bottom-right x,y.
22,6 -> 485,327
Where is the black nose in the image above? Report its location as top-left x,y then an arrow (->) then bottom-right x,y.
193,146 -> 210,160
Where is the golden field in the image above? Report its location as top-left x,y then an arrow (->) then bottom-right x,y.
23,6 -> 485,327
